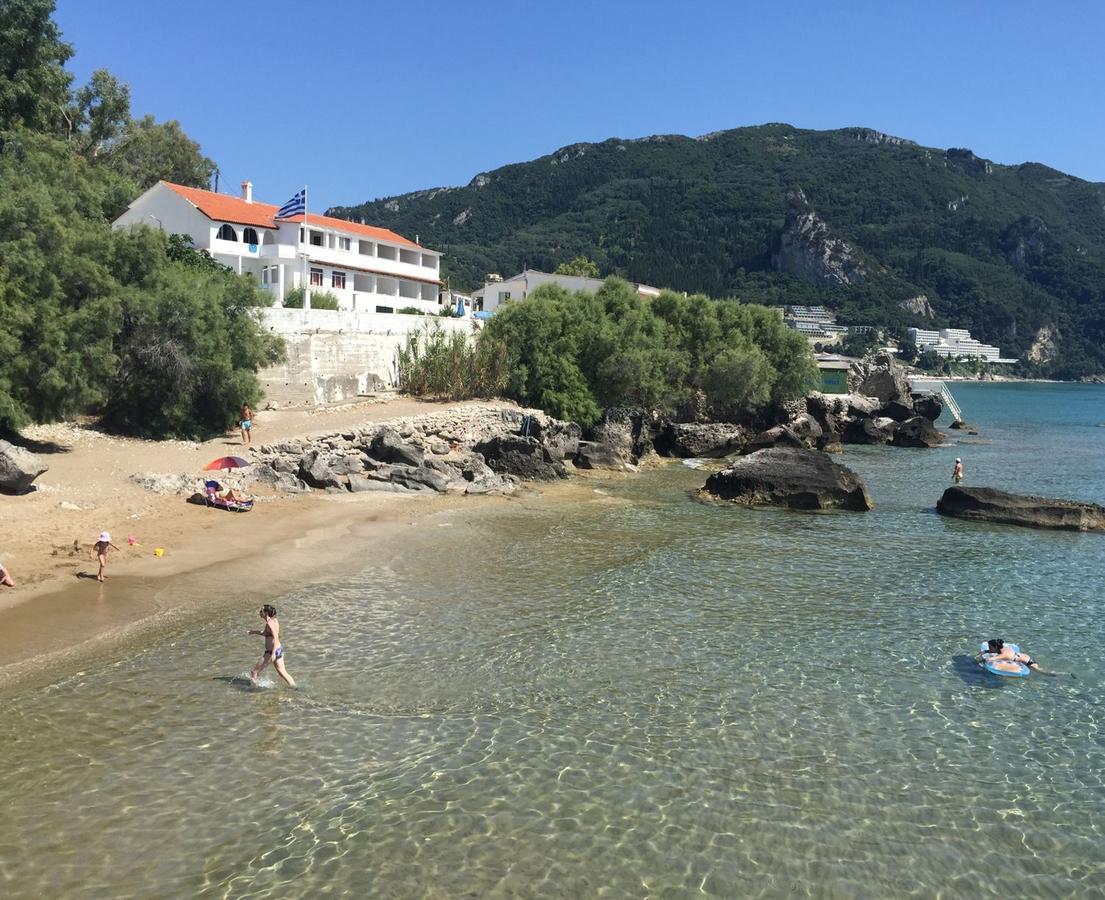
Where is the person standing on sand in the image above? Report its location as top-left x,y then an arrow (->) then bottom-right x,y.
952,458 -> 964,483
248,604 -> 296,688
240,403 -> 254,445
91,532 -> 120,582
0,559 -> 13,587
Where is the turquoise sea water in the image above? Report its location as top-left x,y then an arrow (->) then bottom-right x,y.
2,382 -> 1104,898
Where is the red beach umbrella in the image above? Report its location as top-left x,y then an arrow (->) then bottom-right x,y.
203,455 -> 251,471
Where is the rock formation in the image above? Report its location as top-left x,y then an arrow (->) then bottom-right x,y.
936,486 -> 1105,532
771,187 -> 869,286
0,439 -> 49,494
701,447 -> 873,511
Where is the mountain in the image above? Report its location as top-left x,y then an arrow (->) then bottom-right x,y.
329,124 -> 1105,377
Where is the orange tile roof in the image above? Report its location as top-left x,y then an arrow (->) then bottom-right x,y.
160,182 -> 424,249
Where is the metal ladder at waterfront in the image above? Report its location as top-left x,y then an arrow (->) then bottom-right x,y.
907,376 -> 964,423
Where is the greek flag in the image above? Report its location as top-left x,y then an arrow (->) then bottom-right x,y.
275,188 -> 305,219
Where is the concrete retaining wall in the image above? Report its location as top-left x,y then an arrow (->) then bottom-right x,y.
257,309 -> 476,408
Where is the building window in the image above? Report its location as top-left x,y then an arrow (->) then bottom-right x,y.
338,237 -> 351,251
299,228 -> 304,243
375,305 -> 394,314
331,271 -> 346,290
358,240 -> 374,256
309,231 -> 324,247
261,265 -> 280,285
310,268 -> 324,287
216,224 -> 237,241
499,290 -> 512,303
242,227 -> 259,246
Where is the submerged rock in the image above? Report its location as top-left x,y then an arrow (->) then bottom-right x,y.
701,447 -> 873,512
936,486 -> 1105,531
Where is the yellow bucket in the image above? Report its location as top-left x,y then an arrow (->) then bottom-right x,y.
154,548 -> 164,558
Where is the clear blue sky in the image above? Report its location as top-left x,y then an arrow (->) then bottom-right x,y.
56,0 -> 1105,212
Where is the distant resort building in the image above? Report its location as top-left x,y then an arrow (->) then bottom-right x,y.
473,270 -> 662,313
782,305 -> 876,345
114,181 -> 443,315
907,327 -> 1016,364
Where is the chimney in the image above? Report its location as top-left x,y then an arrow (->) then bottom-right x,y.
241,180 -> 253,203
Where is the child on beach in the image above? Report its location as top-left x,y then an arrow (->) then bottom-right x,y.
0,559 -> 13,587
240,403 -> 254,446
248,604 -> 296,688
91,532 -> 120,582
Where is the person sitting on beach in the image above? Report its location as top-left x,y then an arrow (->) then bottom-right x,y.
91,532 -> 120,583
221,487 -> 248,503
979,638 -> 1039,671
248,604 -> 296,688
0,559 -> 13,587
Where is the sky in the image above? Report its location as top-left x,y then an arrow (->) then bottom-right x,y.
55,0 -> 1105,212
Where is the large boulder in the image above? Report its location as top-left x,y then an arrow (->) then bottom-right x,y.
701,448 -> 874,511
936,486 -> 1105,531
912,394 -> 943,422
892,416 -> 943,448
842,417 -> 896,445
881,400 -> 916,423
298,450 -> 347,489
849,352 -> 913,404
655,422 -> 747,458
743,424 -> 807,454
369,427 -> 425,467
0,439 -> 48,494
474,436 -> 566,480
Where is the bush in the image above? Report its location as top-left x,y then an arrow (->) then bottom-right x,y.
394,321 -> 507,400
282,287 -> 340,310
396,305 -> 425,315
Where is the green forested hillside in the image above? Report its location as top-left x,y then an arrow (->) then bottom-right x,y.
332,125 -> 1105,377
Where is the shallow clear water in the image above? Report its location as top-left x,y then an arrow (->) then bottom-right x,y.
3,383 -> 1105,898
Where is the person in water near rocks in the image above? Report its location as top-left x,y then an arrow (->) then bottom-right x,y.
248,604 -> 296,687
978,638 -> 1041,671
91,532 -> 120,582
952,458 -> 964,483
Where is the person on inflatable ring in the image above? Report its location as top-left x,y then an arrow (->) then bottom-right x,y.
978,638 -> 1039,671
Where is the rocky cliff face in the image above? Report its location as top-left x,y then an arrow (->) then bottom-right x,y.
899,294 -> 934,318
1027,325 -> 1058,365
771,187 -> 869,286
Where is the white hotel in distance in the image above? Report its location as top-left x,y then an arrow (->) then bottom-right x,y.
114,181 -> 442,314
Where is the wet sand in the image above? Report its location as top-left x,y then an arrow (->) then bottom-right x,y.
0,397 -> 520,694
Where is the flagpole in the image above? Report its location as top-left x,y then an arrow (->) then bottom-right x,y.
302,184 -> 310,320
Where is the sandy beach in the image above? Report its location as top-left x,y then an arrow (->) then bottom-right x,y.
0,397 -> 517,692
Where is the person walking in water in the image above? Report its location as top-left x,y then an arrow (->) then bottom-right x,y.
248,604 -> 296,687
239,403 -> 254,445
952,458 -> 964,483
91,532 -> 120,582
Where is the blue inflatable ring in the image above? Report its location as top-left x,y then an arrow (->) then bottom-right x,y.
978,642 -> 1030,677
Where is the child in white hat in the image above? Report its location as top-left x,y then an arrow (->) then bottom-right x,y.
92,532 -> 120,583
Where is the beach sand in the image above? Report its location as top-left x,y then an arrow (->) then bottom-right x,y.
0,397 -> 517,692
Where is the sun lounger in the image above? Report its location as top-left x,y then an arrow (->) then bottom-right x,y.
203,480 -> 254,512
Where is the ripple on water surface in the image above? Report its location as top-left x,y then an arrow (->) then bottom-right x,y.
2,383 -> 1105,897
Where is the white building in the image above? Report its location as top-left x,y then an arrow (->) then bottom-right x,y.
114,181 -> 443,314
907,327 -> 1015,363
473,269 -> 662,313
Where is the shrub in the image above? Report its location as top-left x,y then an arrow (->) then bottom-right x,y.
394,321 -> 507,401
282,287 -> 340,310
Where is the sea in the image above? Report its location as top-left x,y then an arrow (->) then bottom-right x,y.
1,382 -> 1104,898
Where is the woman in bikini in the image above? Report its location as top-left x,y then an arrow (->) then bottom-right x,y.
248,604 -> 296,687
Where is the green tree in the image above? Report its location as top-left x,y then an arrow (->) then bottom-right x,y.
110,114 -> 215,191
68,68 -> 130,159
554,255 -> 600,278
0,0 -> 72,133
282,286 -> 340,310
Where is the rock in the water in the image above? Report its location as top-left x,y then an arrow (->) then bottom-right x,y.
743,424 -> 807,453
936,486 -> 1105,531
701,448 -> 873,511
842,417 -> 896,445
574,440 -> 628,470
474,436 -> 566,480
881,400 -> 916,423
0,439 -> 48,493
892,416 -> 943,448
912,394 -> 943,422
655,422 -> 746,458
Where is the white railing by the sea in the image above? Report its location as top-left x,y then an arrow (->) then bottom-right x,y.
908,376 -> 964,424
